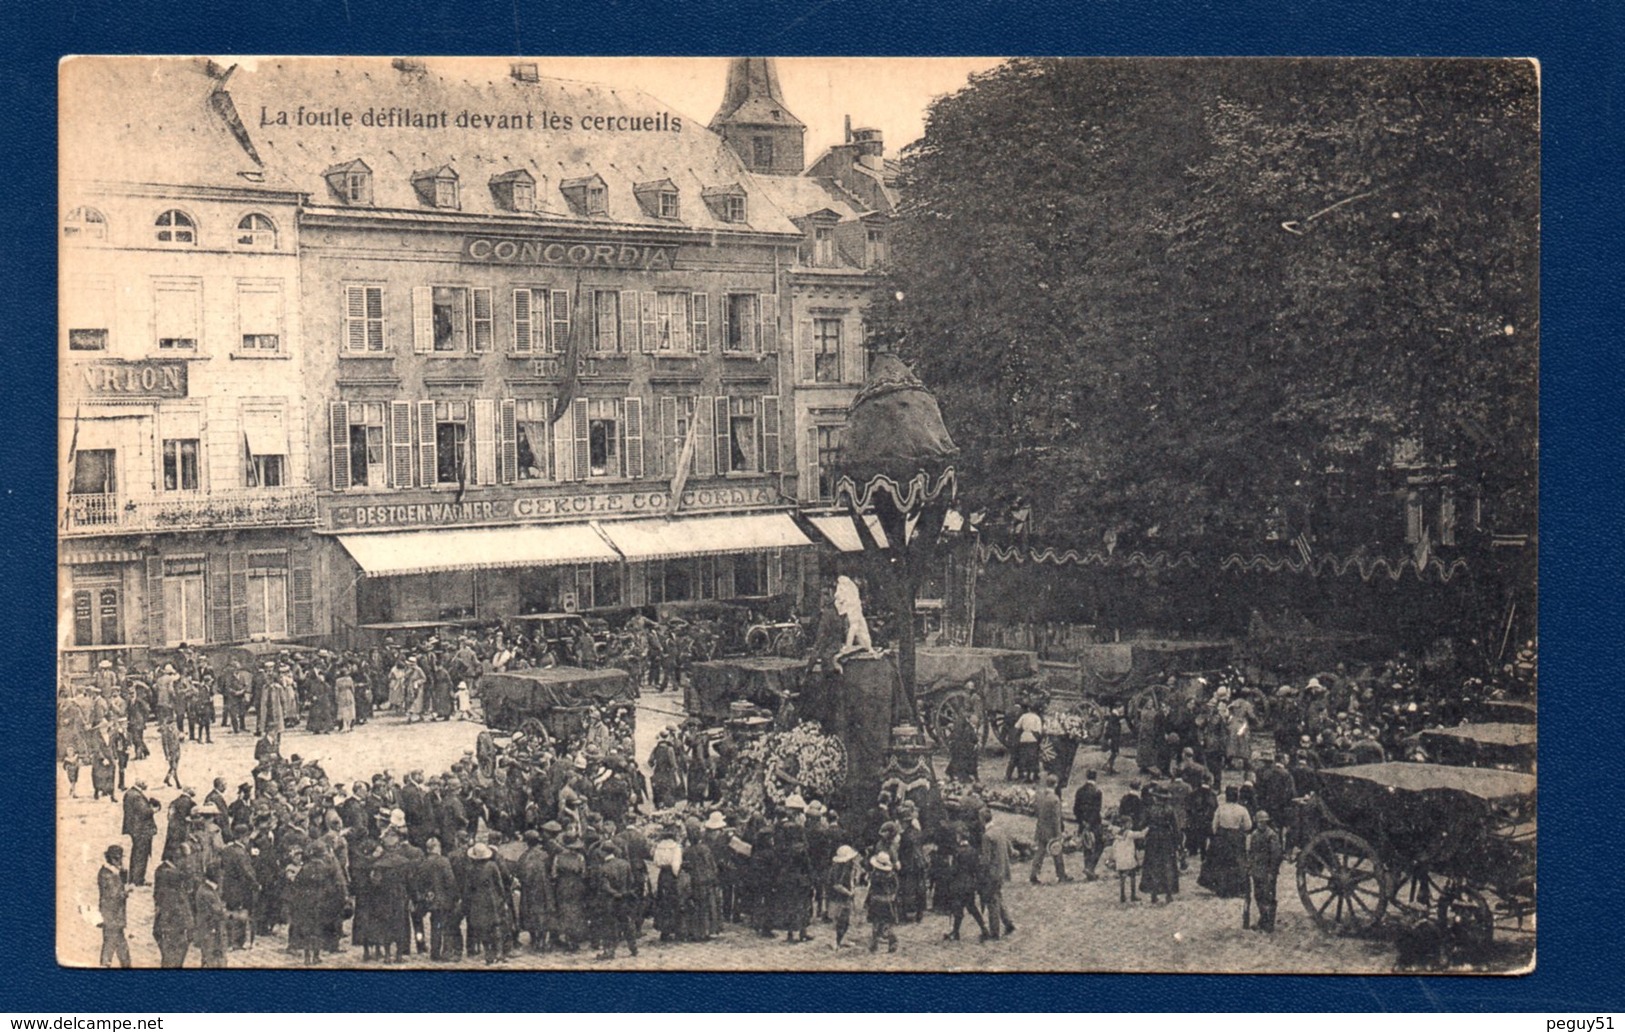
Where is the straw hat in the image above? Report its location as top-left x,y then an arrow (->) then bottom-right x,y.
704,811 -> 727,831
467,843 -> 494,860
832,845 -> 860,864
870,851 -> 894,872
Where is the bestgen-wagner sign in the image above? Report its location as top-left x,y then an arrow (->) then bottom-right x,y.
461,237 -> 677,271
330,484 -> 776,529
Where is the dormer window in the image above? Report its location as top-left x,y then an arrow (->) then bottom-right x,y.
412,165 -> 460,209
155,209 -> 196,245
866,227 -> 887,267
814,227 -> 835,266
64,207 -> 107,241
703,184 -> 748,225
324,159 -> 374,206
490,168 -> 538,213
561,174 -> 610,217
634,179 -> 681,220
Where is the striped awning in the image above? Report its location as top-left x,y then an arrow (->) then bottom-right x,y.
596,512 -> 814,561
807,513 -> 889,552
338,523 -> 619,577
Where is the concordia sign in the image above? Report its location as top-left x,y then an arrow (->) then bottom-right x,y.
331,484 -> 776,529
462,236 -> 677,271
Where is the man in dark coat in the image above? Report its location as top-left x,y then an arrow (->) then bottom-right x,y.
464,843 -> 509,964
1244,810 -> 1285,931
217,828 -> 258,949
151,857 -> 194,967
594,840 -> 639,959
1118,781 -> 1145,831
1028,775 -> 1071,885
416,836 -> 460,961
1255,759 -> 1297,831
193,872 -> 228,967
204,777 -> 231,839
1071,770 -> 1105,879
162,789 -> 196,862
97,844 -> 132,968
515,831 -> 554,953
121,781 -> 159,885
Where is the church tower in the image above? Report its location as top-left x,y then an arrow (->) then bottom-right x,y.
710,57 -> 806,174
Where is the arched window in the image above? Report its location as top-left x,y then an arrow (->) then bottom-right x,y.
155,209 -> 196,245
236,212 -> 277,248
63,207 -> 108,241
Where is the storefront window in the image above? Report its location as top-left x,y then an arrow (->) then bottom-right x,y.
245,552 -> 289,640
162,556 -> 206,646
592,562 -> 623,609
734,553 -> 767,597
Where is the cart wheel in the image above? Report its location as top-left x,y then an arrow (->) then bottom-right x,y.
1438,886 -> 1494,951
518,717 -> 548,741
772,628 -> 802,658
745,627 -> 772,655
985,708 -> 1013,752
1297,829 -> 1390,934
928,689 -> 976,745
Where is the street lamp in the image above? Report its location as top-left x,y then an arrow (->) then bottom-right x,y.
835,348 -> 958,726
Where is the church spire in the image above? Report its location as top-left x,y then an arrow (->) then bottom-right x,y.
710,57 -> 805,174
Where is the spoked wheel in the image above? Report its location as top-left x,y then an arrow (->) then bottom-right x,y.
1297,830 -> 1390,935
772,628 -> 802,658
517,717 -> 548,742
985,709 -> 1013,752
1438,885 -> 1495,951
928,689 -> 977,746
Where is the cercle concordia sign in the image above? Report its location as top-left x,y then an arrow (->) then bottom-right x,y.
329,483 -> 776,530
462,236 -> 678,271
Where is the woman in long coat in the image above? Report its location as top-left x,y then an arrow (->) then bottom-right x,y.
1138,788 -> 1182,904
349,840 -> 385,957
651,828 -> 685,942
550,839 -> 590,950
683,827 -> 721,941
1198,785 -> 1254,898
946,706 -> 981,783
649,734 -> 684,810
464,844 -> 509,962
334,672 -> 357,732
306,673 -> 335,735
288,845 -> 341,964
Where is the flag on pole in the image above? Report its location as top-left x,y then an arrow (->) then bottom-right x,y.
668,400 -> 702,513
550,272 -> 586,427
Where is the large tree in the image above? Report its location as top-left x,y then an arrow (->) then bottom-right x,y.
888,58 -> 1538,552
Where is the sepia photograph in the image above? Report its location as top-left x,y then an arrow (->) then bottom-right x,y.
56,54 -> 1537,974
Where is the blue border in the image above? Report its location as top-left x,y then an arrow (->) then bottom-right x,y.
5,0 -> 1622,1013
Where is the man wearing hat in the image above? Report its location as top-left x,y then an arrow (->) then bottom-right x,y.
866,851 -> 900,953
1244,809 -> 1285,931
96,844 -> 132,968
826,844 -> 861,949
1029,774 -> 1072,885
594,839 -> 640,959
121,780 -> 159,885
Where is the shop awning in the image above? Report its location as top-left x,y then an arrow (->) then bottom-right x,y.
807,513 -> 889,552
596,512 -> 814,561
338,523 -> 619,577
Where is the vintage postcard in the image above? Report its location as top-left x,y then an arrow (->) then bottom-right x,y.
57,55 -> 1537,973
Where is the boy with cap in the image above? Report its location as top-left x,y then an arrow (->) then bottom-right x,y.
826,844 -> 860,949
866,852 -> 899,953
1244,809 -> 1284,931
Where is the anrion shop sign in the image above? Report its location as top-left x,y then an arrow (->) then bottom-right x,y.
330,483 -> 775,529
462,237 -> 676,271
77,360 -> 188,398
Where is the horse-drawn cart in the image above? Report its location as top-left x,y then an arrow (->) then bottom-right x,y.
479,666 -> 636,742
1420,723 -> 1537,773
914,646 -> 1043,746
1296,762 -> 1535,953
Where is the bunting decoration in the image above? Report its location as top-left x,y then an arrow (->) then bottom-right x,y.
974,541 -> 1472,583
832,466 -> 957,515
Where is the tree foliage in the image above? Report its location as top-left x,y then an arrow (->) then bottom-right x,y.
888,58 -> 1538,550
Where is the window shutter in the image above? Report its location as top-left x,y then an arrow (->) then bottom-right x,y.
290,548 -> 314,637
799,320 -> 816,383
573,398 -> 590,481
412,286 -> 434,353
471,287 -> 494,353
345,285 -> 368,352
658,396 -> 677,478
640,293 -> 659,353
474,399 -> 497,485
694,395 -> 714,477
844,318 -> 866,384
624,397 -> 644,478
762,395 -> 780,473
621,290 -> 639,353
145,555 -> 166,646
207,553 -> 231,645
499,398 -> 518,484
512,288 -> 533,353
714,396 -> 732,475
550,289 -> 570,353
691,292 -> 709,352
228,551 -> 250,642
418,400 -> 437,487
761,295 -> 778,353
805,428 -> 821,503
767,549 -> 783,595
389,400 -> 414,488
328,401 -> 351,490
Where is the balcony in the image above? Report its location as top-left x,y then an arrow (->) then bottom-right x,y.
62,486 -> 318,536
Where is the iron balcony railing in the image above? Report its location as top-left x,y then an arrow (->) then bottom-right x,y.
62,486 -> 319,535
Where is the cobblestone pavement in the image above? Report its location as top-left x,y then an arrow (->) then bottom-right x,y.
58,700 -> 1419,972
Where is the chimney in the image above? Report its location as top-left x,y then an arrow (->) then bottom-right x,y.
511,62 -> 539,83
853,127 -> 884,168
844,115 -> 852,143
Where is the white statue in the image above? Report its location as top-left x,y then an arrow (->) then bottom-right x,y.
832,575 -> 877,667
